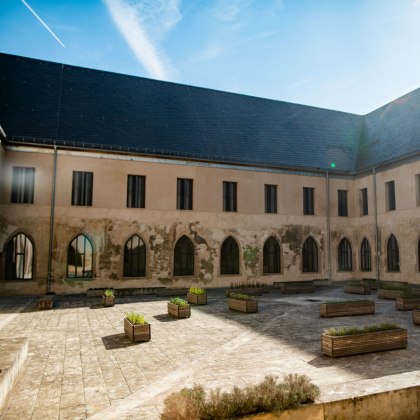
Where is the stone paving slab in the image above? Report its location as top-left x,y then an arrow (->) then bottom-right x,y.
0,288 -> 419,419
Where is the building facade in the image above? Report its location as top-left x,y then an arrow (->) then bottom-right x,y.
0,53 -> 419,295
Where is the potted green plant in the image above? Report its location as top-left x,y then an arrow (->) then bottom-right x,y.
124,312 -> 151,342
322,323 -> 407,357
168,297 -> 191,318
377,282 -> 408,300
320,299 -> 375,317
226,281 -> 268,297
228,293 -> 258,313
186,287 -> 207,305
102,289 -> 115,307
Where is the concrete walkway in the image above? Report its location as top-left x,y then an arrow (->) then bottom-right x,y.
0,287 -> 419,419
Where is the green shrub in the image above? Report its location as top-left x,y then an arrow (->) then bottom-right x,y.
170,297 -> 189,306
324,299 -> 372,304
229,281 -> 265,289
189,287 -> 206,295
324,322 -> 398,336
380,282 -> 407,291
104,289 -> 114,297
125,312 -> 146,325
229,293 -> 254,301
161,374 -> 320,419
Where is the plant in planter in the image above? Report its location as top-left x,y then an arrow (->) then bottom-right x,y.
102,289 -> 115,307
228,293 -> 258,313
377,282 -> 408,300
322,323 -> 407,357
38,291 -> 56,310
396,288 -> 420,310
124,311 -> 151,342
344,281 -> 371,295
187,287 -> 207,305
168,297 -> 191,318
226,281 -> 267,297
320,299 -> 375,317
413,309 -> 420,326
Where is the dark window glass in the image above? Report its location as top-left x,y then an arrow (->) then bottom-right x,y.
177,179 -> 193,210
265,185 -> 277,214
72,171 -> 93,206
223,182 -> 237,212
338,189 -> 348,216
11,167 -> 34,204
386,181 -> 396,211
124,235 -> 146,277
360,238 -> 371,271
303,187 -> 314,215
220,237 -> 239,274
127,175 -> 145,208
302,237 -> 318,272
263,236 -> 280,273
387,234 -> 400,272
174,236 -> 194,276
67,234 -> 93,278
360,188 -> 368,216
5,233 -> 33,280
338,238 -> 352,271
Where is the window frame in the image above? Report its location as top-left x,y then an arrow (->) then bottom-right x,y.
11,166 -> 35,204
5,232 -> 34,280
220,236 -> 240,275
176,178 -> 193,210
67,234 -> 93,279
303,187 -> 314,215
386,180 -> 396,211
127,175 -> 146,208
173,235 -> 195,276
338,189 -> 348,217
263,236 -> 281,274
123,234 -> 146,277
360,238 -> 371,271
71,171 -> 93,206
223,181 -> 237,212
387,234 -> 400,272
302,237 -> 318,272
338,238 -> 352,271
360,187 -> 368,216
264,184 -> 277,214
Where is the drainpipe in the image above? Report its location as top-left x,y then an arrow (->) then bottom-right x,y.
326,171 -> 331,280
47,146 -> 58,293
373,167 -> 380,282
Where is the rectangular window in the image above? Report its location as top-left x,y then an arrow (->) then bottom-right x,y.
386,180 -> 396,211
265,184 -> 277,213
303,187 -> 314,215
177,178 -> 193,210
338,189 -> 348,216
72,171 -> 93,206
11,167 -> 35,204
223,181 -> 237,212
127,175 -> 145,208
360,188 -> 368,216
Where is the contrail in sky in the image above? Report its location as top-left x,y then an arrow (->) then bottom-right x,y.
21,0 -> 65,48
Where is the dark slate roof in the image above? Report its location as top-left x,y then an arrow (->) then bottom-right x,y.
0,53 -> 418,173
356,88 -> 420,171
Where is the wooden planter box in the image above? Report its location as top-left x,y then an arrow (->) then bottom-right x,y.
322,328 -> 407,357
225,287 -> 266,297
362,279 -> 379,290
228,298 -> 258,313
102,296 -> 115,307
167,302 -> 191,318
377,289 -> 406,300
38,295 -> 55,310
396,297 -> 420,311
344,285 -> 371,295
273,281 -> 315,294
124,318 -> 151,342
187,293 -> 207,305
320,301 -> 375,317
412,310 -> 420,326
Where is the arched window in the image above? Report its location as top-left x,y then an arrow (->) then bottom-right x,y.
5,233 -> 33,280
263,236 -> 280,274
338,238 -> 352,271
360,238 -> 371,271
67,234 -> 93,278
174,236 -> 194,276
124,235 -> 146,277
387,234 -> 400,272
221,237 -> 240,275
302,237 -> 318,272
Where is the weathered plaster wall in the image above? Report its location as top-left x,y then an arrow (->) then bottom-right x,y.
0,147 -> 419,295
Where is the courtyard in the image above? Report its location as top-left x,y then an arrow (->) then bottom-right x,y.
0,286 -> 420,419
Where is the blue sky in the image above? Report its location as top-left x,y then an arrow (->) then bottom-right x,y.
1,0 -> 420,114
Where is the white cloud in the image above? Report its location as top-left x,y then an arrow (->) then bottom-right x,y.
413,0 -> 420,7
211,0 -> 251,22
103,0 -> 181,80
286,76 -> 314,90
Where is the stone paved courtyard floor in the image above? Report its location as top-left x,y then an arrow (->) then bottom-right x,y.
0,286 -> 420,419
